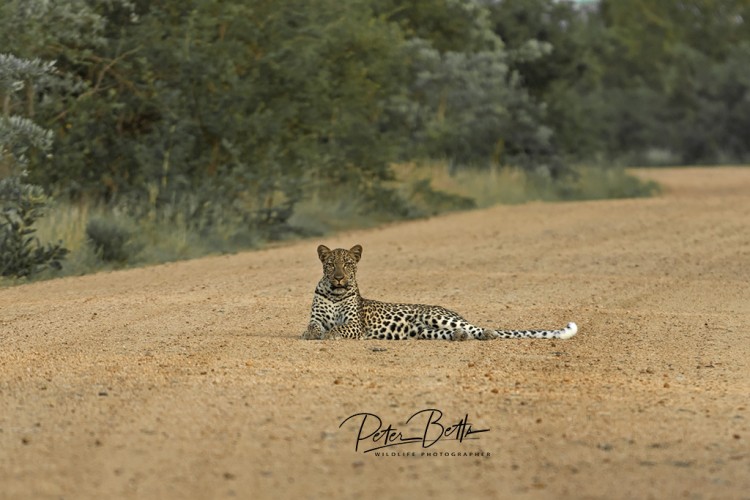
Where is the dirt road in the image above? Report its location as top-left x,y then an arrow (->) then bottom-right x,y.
1,167 -> 749,499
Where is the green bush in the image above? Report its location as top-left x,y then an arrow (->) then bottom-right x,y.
86,217 -> 142,263
0,177 -> 68,278
1,52 -> 68,280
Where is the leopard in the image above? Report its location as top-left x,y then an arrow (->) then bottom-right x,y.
301,244 -> 578,341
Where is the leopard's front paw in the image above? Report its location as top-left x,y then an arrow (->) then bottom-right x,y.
301,324 -> 323,340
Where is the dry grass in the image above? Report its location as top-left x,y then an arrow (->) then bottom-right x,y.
14,162 -> 657,282
391,162 -> 533,207
390,161 -> 659,207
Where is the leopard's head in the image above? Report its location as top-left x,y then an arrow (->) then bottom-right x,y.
317,244 -> 362,294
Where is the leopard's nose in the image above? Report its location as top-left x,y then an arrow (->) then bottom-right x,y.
334,271 -> 344,280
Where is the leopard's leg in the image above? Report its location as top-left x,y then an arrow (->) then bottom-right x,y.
418,311 -> 485,340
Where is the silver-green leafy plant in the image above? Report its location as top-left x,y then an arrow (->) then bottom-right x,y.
1,53 -> 68,279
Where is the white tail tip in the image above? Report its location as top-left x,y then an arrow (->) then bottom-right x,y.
559,322 -> 578,339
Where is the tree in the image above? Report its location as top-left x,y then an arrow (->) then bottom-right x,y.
115,0 -> 415,226
405,39 -> 555,170
593,0 -> 750,163
484,0 -> 605,160
373,0 -> 560,170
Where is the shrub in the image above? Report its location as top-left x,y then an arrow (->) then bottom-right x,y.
86,217 -> 142,263
0,176 -> 68,278
1,53 -> 68,279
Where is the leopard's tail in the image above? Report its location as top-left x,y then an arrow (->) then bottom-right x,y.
483,322 -> 577,340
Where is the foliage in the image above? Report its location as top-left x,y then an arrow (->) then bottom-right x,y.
0,51 -> 69,279
484,0 -> 602,159
404,38 -> 556,170
0,0 -> 564,199
484,0 -> 750,165
29,162 -> 654,279
2,0 -> 746,189
85,216 -> 140,263
391,161 -> 657,208
1,0 -> 747,282
0,176 -> 68,277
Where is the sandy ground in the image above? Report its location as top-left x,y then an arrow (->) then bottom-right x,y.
1,167 -> 749,500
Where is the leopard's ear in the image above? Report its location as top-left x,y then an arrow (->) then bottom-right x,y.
349,244 -> 363,262
317,245 -> 332,262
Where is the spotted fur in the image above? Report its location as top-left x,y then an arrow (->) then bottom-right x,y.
301,244 -> 578,341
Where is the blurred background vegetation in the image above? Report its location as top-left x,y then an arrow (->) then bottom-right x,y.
1,0 -> 747,280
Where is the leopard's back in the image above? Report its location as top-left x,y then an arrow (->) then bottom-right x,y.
360,299 -> 481,340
